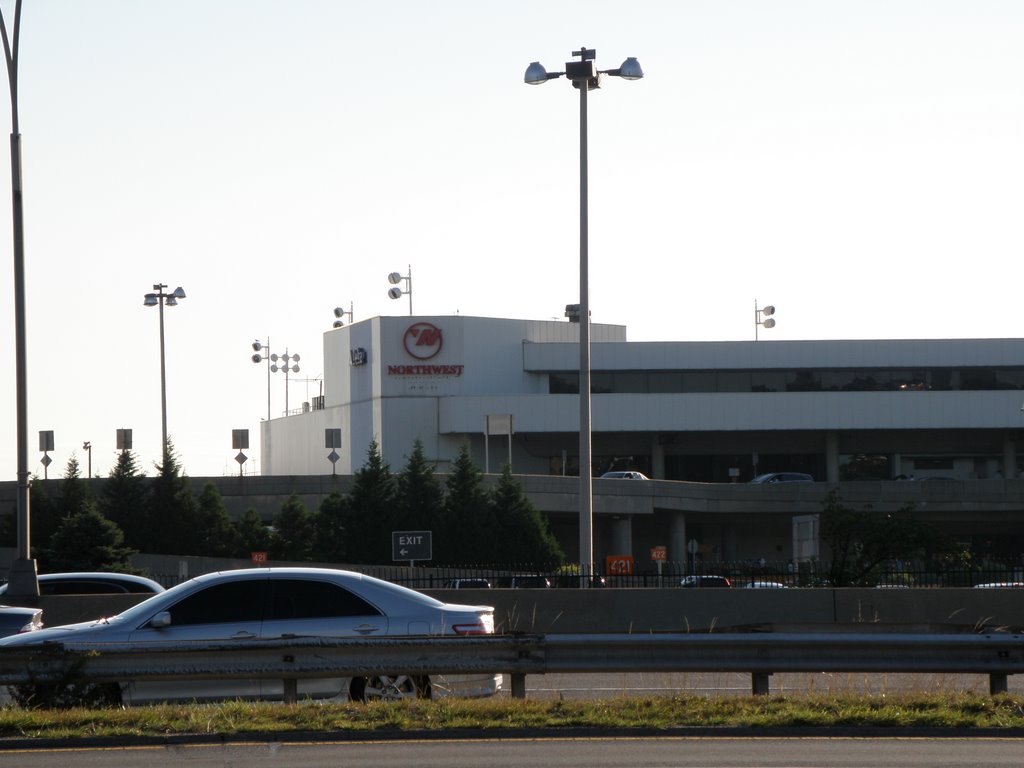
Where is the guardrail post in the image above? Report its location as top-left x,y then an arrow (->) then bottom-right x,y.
752,672 -> 771,696
990,674 -> 1008,696
511,673 -> 527,700
283,678 -> 298,704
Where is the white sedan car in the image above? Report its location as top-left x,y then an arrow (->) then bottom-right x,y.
0,567 -> 501,705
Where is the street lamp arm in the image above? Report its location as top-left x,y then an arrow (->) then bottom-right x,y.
0,0 -> 21,133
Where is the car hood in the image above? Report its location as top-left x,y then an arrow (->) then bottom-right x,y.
0,617 -> 119,646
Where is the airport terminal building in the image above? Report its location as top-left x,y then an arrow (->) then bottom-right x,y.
260,315 -> 1024,564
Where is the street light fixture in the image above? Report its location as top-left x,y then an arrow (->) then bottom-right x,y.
251,339 -> 273,421
332,303 -> 354,328
143,284 -> 186,461
755,301 -> 776,341
387,266 -> 412,315
272,350 -> 300,415
525,47 -> 643,578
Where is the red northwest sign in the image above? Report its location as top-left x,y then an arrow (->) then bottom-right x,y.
403,322 -> 443,360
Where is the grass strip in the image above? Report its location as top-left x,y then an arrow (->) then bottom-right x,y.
0,693 -> 1023,741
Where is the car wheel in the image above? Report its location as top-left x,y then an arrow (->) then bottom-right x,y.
351,674 -> 430,702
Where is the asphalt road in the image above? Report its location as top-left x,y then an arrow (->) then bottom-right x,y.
3,736 -> 1024,768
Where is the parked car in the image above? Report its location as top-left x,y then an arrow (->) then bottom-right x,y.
0,567 -> 501,705
973,582 -> 1024,588
508,575 -> 552,589
0,605 -> 42,637
552,574 -> 607,589
745,581 -> 786,589
0,572 -> 164,596
680,575 -> 732,588
443,578 -> 492,589
600,471 -> 649,480
749,472 -> 814,484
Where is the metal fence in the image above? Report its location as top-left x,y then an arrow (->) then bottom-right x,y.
346,559 -> 1024,590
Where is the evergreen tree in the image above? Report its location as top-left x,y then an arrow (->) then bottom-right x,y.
395,439 -> 444,532
194,482 -> 240,557
234,508 -> 271,556
27,475 -> 59,554
146,440 -> 201,555
490,464 -> 564,566
314,491 -> 351,563
100,450 -> 149,551
271,494 -> 315,561
346,440 -> 397,564
440,443 -> 498,565
57,456 -> 91,520
40,503 -> 137,573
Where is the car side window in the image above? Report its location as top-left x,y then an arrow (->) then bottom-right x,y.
169,580 -> 268,625
42,580 -> 128,595
268,579 -> 383,620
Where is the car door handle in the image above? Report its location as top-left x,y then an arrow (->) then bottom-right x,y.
353,624 -> 381,635
231,631 -> 257,639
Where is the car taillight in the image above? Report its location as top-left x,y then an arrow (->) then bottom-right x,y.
451,622 -> 489,635
451,613 -> 494,635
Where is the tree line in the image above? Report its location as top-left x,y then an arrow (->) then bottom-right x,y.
8,438 -> 565,574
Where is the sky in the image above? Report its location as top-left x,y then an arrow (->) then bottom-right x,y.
0,1 -> 1022,480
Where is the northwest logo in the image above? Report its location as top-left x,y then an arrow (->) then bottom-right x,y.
403,322 -> 443,360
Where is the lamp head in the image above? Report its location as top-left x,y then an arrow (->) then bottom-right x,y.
388,287 -> 403,300
333,307 -> 344,318
617,57 -> 643,80
762,305 -> 775,316
252,354 -> 262,364
172,286 -> 187,300
388,272 -> 402,285
143,293 -> 158,307
333,320 -> 344,328
252,341 -> 262,352
524,61 -> 549,84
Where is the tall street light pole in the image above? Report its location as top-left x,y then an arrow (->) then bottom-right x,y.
143,284 -> 186,462
1,0 -> 37,598
525,47 -> 643,578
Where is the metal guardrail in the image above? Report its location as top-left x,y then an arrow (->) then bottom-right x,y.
0,631 -> 1021,701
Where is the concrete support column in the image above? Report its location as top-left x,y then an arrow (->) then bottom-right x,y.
825,430 -> 840,483
651,437 -> 665,479
610,516 -> 633,558
893,453 -> 903,479
722,523 -> 738,562
669,512 -> 686,571
1003,432 -> 1016,479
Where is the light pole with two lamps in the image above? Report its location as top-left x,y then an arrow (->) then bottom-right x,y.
755,301 -> 776,340
524,47 -> 643,577
143,284 -> 186,463
387,267 -> 412,314
332,303 -> 354,328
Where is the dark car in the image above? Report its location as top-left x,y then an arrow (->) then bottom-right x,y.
508,575 -> 552,589
750,472 -> 814,484
0,572 -> 165,596
680,575 -> 732,588
0,605 -> 42,637
444,578 -> 492,589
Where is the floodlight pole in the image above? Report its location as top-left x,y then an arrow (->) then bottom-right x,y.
524,46 -> 643,579
2,0 -> 38,598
